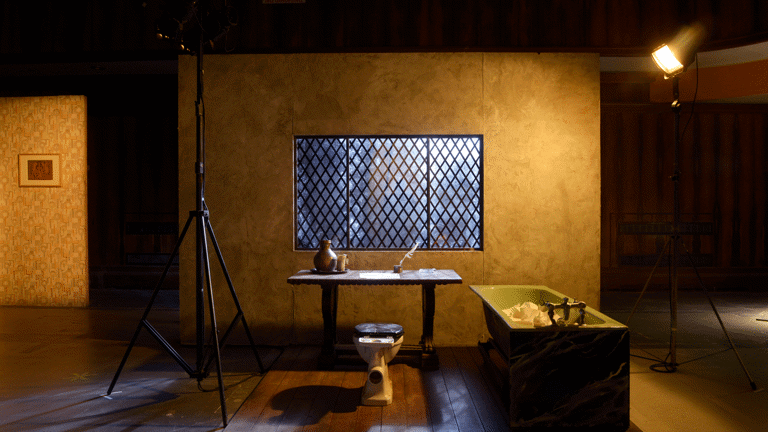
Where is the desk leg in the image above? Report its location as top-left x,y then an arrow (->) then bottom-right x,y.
421,283 -> 439,369
319,283 -> 338,370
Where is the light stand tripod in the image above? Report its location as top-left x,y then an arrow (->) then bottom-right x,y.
106,36 -> 264,426
626,76 -> 756,390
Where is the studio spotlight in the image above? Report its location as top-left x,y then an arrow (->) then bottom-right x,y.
651,22 -> 706,78
628,22 -> 758,391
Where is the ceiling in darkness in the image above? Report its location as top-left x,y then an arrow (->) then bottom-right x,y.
3,1 -> 768,103
4,1 -> 768,58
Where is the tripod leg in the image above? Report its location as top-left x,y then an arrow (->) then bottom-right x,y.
626,236 -> 671,326
107,213 -> 196,395
204,218 -> 265,372
108,319 -> 145,395
681,242 -> 758,390
201,219 -> 229,426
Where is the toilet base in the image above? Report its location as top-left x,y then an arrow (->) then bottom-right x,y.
361,385 -> 393,406
353,324 -> 404,406
361,360 -> 393,406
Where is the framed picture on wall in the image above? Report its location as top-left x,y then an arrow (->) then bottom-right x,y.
19,154 -> 61,187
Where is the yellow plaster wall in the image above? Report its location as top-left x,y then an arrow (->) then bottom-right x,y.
178,53 -> 600,346
0,96 -> 89,307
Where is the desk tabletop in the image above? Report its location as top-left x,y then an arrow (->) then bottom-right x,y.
287,269 -> 462,285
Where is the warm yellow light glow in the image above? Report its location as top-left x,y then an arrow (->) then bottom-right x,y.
652,45 -> 684,77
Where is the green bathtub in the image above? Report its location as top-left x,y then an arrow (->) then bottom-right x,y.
470,285 -> 629,431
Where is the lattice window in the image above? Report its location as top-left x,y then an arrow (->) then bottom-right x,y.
295,135 -> 482,250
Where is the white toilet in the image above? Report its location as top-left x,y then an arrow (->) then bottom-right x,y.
353,323 -> 404,406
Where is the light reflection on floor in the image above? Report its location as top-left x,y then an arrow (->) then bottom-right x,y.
602,290 -> 768,432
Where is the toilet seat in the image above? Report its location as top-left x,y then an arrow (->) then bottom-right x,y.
354,323 -> 404,339
358,336 -> 394,344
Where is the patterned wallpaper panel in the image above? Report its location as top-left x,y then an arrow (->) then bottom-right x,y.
0,96 -> 88,307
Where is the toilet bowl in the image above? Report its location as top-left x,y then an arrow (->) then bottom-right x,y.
353,323 -> 404,406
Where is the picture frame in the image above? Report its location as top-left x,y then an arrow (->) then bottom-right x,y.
19,154 -> 61,187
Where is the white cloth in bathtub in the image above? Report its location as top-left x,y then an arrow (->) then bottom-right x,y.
502,301 -> 559,327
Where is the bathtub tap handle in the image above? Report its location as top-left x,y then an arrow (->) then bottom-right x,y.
560,297 -> 570,320
570,300 -> 587,326
543,298 -> 567,326
545,303 -> 557,326
543,298 -> 587,326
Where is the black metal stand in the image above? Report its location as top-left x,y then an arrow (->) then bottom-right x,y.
107,39 -> 264,426
626,77 -> 757,390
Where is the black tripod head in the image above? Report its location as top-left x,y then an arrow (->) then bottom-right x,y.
156,0 -> 237,53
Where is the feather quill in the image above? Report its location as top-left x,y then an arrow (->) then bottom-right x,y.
399,242 -> 420,266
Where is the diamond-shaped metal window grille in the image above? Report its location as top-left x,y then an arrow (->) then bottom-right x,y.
295,136 -> 482,250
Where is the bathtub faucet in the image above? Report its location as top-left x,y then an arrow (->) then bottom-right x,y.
544,297 -> 587,326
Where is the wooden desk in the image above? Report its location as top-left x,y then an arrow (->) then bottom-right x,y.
287,269 -> 462,369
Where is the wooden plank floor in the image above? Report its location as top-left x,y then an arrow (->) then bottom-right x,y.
225,346 -> 509,432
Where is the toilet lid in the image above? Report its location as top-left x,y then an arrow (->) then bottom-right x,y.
354,323 -> 404,339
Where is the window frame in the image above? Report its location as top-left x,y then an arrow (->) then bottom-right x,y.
294,134 -> 483,251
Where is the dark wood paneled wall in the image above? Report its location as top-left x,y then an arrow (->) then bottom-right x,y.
86,75 -> 179,288
602,102 -> 768,289
232,0 -> 768,53
3,0 -> 768,58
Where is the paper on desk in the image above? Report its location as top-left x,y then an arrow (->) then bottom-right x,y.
359,272 -> 401,279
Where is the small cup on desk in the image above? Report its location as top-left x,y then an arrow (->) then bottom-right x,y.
336,254 -> 347,271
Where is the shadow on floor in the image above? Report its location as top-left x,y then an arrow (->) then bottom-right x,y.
0,289 -> 280,432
